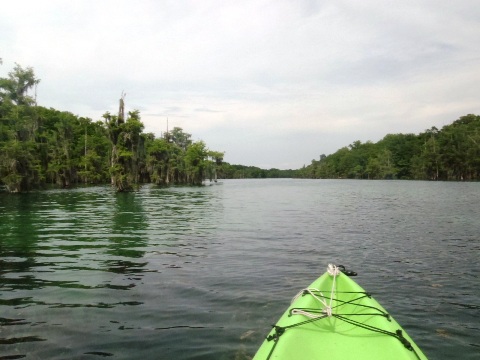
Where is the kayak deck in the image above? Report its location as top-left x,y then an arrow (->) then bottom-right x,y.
253,265 -> 427,360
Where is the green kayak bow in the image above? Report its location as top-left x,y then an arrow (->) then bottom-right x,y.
253,265 -> 428,360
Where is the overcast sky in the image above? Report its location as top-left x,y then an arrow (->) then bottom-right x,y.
1,1 -> 479,169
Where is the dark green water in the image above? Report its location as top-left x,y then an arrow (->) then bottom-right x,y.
1,179 -> 479,359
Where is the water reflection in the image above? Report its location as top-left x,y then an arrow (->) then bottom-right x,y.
0,188 -> 144,358
19,182 -> 461,359
1,184 -> 226,359
0,193 -> 42,265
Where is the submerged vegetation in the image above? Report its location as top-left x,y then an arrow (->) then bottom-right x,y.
1,62 -> 479,192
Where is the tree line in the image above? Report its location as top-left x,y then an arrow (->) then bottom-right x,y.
0,63 -> 224,192
2,63 -> 479,191
222,114 -> 480,181
297,114 -> 480,181
219,164 -> 297,179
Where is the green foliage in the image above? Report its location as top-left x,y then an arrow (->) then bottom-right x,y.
184,141 -> 208,185
104,110 -> 146,191
300,115 -> 480,181
146,137 -> 170,185
0,63 -> 40,106
219,164 -> 298,179
0,139 -> 41,192
169,126 -> 192,150
0,63 -> 224,192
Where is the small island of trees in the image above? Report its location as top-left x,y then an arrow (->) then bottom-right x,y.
0,63 -> 224,192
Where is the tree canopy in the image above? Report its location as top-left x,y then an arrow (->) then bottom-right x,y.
298,114 -> 480,181
0,63 -> 224,192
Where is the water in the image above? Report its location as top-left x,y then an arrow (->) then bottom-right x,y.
0,179 -> 479,359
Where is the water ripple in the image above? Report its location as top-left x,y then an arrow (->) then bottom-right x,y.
0,181 -> 479,359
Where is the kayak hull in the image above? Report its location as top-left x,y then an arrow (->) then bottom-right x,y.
253,269 -> 427,360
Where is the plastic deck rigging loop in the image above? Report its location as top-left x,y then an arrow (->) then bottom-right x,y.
337,264 -> 358,276
266,326 -> 285,342
396,330 -> 413,351
265,326 -> 285,360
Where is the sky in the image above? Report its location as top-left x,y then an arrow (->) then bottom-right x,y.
1,0 -> 480,169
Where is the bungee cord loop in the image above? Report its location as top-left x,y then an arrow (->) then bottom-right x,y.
291,264 -> 340,318
291,288 -> 332,317
327,264 -> 339,315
